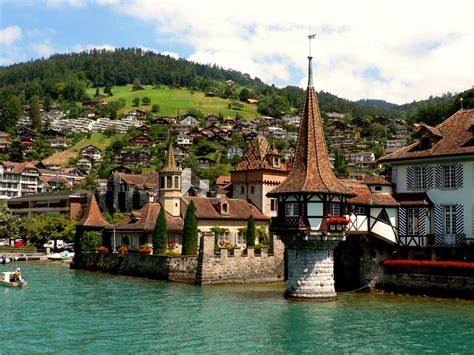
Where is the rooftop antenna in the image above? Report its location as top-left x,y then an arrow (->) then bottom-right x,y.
307,29 -> 316,87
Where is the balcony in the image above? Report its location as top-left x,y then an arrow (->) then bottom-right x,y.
398,234 -> 470,247
271,216 -> 308,231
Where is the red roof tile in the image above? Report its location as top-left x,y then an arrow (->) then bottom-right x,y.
184,197 -> 270,221
77,194 -> 110,228
111,203 -> 183,232
393,193 -> 433,206
117,172 -> 159,189
269,58 -> 353,196
233,136 -> 286,171
341,180 -> 398,206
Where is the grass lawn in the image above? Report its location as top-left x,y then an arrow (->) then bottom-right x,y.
86,85 -> 259,120
43,133 -> 120,166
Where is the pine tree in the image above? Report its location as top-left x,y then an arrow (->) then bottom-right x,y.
182,201 -> 198,255
153,207 -> 168,254
246,215 -> 256,247
1,95 -> 22,133
30,95 -> 41,130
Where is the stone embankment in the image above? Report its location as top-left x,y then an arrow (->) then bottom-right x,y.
73,233 -> 285,285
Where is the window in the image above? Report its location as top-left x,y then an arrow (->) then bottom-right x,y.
414,166 -> 426,190
160,176 -> 165,189
270,198 -> 277,211
166,176 -> 172,189
444,205 -> 456,235
273,158 -> 280,168
374,185 -> 382,191
174,176 -> 180,189
222,203 -> 228,213
329,203 -> 341,216
250,185 -> 255,194
240,186 -> 245,194
355,206 -> 365,215
407,208 -> 419,235
443,165 -> 456,189
285,203 -> 299,217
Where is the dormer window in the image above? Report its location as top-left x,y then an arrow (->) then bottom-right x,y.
273,157 -> 280,168
222,203 -> 228,214
374,185 -> 382,191
419,137 -> 432,150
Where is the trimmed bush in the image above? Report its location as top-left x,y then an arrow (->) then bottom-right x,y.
246,215 -> 256,247
153,207 -> 167,254
182,201 -> 198,255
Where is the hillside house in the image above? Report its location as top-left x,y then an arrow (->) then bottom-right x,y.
180,115 -> 199,126
81,145 -> 102,161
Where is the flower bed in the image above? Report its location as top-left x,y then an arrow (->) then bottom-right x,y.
96,246 -> 109,253
383,259 -> 474,277
117,246 -> 128,254
326,217 -> 350,225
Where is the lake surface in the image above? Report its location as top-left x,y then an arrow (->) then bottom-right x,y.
1,262 -> 474,354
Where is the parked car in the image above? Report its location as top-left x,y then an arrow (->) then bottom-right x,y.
43,240 -> 66,249
14,239 -> 26,247
0,239 -> 9,246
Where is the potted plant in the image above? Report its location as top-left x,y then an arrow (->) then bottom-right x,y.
117,246 -> 128,254
326,217 -> 350,232
138,245 -> 153,255
96,246 -> 109,253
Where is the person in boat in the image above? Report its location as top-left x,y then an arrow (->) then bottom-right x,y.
14,268 -> 22,282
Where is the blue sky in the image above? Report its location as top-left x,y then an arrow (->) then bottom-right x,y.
1,0 -> 473,104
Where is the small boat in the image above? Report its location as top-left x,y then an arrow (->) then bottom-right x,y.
47,250 -> 74,261
0,271 -> 28,288
0,257 -> 11,264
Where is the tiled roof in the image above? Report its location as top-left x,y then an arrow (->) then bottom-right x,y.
363,175 -> 392,186
77,194 -> 110,228
341,180 -> 398,206
269,58 -> 353,196
233,136 -> 286,171
393,192 -> 433,206
118,172 -> 159,189
0,161 -> 39,174
38,175 -> 72,188
380,109 -> 474,162
215,175 -> 231,185
184,197 -> 270,221
111,203 -> 183,232
161,141 -> 180,173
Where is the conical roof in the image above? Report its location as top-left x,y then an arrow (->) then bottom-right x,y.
77,194 -> 110,228
161,141 -> 180,173
269,57 -> 353,196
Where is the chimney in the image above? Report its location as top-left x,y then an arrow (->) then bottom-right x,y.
148,191 -> 157,203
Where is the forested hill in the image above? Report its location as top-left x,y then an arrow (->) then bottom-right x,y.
0,47 -> 472,125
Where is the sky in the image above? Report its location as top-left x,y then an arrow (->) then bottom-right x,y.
1,0 -> 473,104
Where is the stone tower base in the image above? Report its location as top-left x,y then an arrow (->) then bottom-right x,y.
284,233 -> 344,301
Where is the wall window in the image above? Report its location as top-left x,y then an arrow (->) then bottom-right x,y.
240,186 -> 245,194
285,203 -> 299,217
407,208 -> 419,235
250,185 -> 255,194
174,176 -> 180,189
444,205 -> 456,235
166,176 -> 172,189
414,166 -> 426,190
329,203 -> 341,216
374,185 -> 382,191
355,206 -> 366,215
443,165 -> 456,189
270,198 -> 277,211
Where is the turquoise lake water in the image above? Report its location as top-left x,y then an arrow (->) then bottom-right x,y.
1,262 -> 474,354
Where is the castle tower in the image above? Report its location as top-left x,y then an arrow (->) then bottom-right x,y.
231,136 -> 288,217
268,52 -> 354,301
159,142 -> 181,217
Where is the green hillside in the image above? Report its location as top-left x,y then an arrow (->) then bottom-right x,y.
85,85 -> 259,119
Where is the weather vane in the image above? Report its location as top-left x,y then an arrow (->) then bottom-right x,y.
308,30 -> 316,58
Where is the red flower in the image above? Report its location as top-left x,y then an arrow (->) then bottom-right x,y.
383,259 -> 474,269
327,217 -> 350,225
96,246 -> 109,253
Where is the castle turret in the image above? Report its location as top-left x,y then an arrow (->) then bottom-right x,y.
268,54 -> 354,301
159,142 -> 181,217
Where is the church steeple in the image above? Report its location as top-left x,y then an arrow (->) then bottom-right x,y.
159,139 -> 181,217
269,56 -> 353,196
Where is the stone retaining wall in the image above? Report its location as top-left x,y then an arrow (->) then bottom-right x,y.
73,233 -> 285,286
73,253 -> 197,283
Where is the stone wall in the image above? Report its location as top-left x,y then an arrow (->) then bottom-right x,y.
73,233 -> 285,286
195,233 -> 285,285
73,253 -> 197,283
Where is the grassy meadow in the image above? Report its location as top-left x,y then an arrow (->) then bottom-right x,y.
86,85 -> 259,119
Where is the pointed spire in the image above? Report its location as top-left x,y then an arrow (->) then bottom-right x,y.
161,140 -> 180,173
77,194 -> 110,228
269,57 -> 353,196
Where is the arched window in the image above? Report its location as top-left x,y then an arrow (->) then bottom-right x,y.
174,176 -> 180,189
166,176 -> 172,189
160,176 -> 165,189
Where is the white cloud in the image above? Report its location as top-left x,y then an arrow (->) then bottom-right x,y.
96,0 -> 474,104
71,43 -> 116,52
44,0 -> 85,7
31,41 -> 56,57
0,26 -> 22,46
